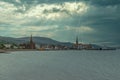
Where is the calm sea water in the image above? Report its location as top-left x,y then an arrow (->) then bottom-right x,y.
0,50 -> 120,80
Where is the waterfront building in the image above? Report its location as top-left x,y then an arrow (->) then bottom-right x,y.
4,44 -> 11,49
73,36 -> 92,50
73,36 -> 80,49
19,35 -> 36,49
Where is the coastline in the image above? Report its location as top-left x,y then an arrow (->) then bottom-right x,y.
5,49 -> 38,52
0,49 -> 6,53
0,48 -> 117,53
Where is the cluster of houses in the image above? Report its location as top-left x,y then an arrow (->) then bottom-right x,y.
0,35 -> 116,50
0,43 -> 18,49
0,35 -> 35,49
0,43 -> 69,50
0,35 -> 69,50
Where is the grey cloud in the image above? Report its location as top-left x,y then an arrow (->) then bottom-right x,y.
0,0 -> 120,45
0,22 -> 12,27
43,8 -> 62,14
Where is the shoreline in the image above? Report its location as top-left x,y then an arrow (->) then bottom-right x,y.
5,49 -> 38,52
1,48 -> 118,52
0,49 -> 38,53
0,48 -> 117,53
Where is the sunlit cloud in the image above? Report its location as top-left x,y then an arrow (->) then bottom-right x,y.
79,26 -> 94,32
24,2 -> 88,20
0,0 -> 120,45
64,26 -> 94,33
0,1 -> 88,25
16,0 -> 21,3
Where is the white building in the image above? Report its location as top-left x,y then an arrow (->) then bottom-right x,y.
4,44 -> 12,49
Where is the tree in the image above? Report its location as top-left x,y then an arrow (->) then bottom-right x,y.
0,44 -> 5,49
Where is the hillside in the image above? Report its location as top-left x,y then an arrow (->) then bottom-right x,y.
0,36 -> 73,47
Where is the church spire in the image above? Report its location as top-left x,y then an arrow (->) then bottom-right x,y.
30,34 -> 33,43
76,36 -> 78,45
29,34 -> 35,49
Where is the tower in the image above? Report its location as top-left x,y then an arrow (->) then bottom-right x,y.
76,36 -> 78,46
29,34 -> 36,49
75,36 -> 79,49
30,34 -> 33,44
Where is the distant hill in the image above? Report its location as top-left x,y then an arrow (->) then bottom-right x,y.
0,36 -> 73,47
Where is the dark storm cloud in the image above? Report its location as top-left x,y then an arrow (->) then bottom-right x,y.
81,6 -> 120,44
2,0 -> 120,5
88,0 -> 120,6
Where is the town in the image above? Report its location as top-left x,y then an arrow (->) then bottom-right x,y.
0,35 -> 116,51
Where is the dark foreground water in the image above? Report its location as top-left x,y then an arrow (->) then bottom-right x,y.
0,50 -> 120,80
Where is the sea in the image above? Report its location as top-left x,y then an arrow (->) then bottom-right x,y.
0,50 -> 120,80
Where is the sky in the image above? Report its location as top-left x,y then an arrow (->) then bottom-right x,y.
0,0 -> 120,46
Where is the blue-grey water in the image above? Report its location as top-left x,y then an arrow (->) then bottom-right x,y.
0,50 -> 120,80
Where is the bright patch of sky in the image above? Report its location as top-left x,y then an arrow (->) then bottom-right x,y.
0,0 -> 120,46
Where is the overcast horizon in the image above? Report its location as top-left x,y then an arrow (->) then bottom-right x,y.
0,0 -> 120,46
